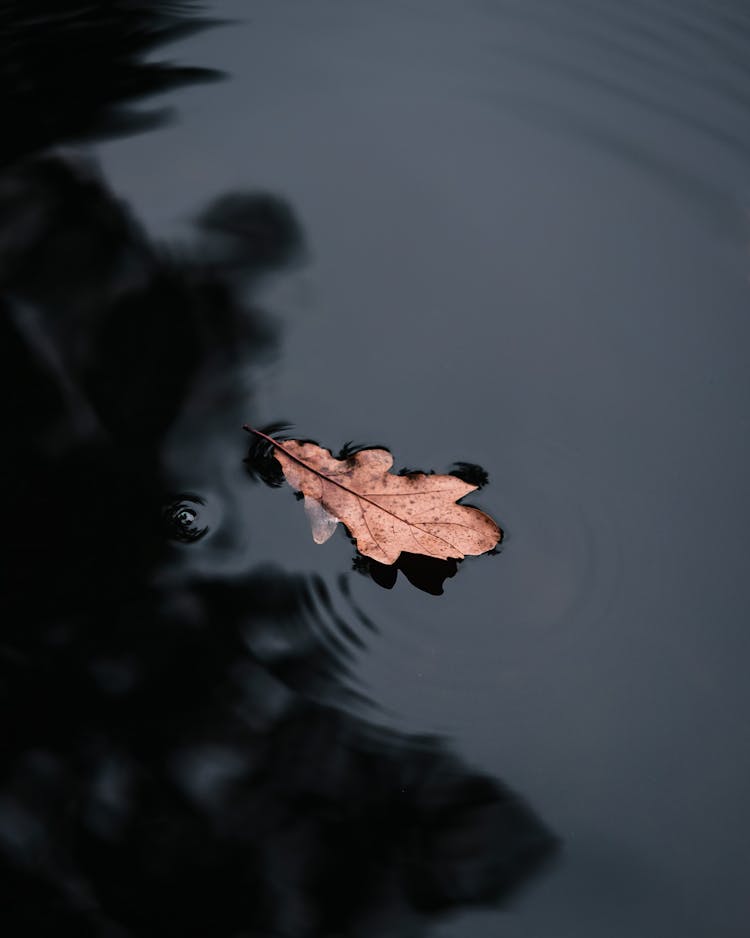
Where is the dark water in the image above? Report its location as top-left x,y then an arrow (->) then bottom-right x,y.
3,1 -> 750,935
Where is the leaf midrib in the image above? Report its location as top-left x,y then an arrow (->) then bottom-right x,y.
243,426 -> 470,547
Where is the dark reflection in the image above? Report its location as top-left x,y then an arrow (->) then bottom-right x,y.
1,0 -> 223,167
1,4 -> 556,935
450,462 -> 491,490
354,551 -> 461,596
196,192 -> 306,274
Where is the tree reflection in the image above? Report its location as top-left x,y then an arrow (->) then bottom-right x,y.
1,4 -> 557,934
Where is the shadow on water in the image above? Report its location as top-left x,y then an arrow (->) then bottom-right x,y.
1,3 -> 557,934
0,0 -> 225,167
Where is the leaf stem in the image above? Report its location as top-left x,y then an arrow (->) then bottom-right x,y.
242,425 -> 356,496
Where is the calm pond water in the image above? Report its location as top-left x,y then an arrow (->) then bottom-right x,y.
4,1 -> 750,935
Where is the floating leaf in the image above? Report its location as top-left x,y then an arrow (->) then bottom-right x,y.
244,427 -> 502,565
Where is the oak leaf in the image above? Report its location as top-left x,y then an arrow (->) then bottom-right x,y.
244,427 -> 502,566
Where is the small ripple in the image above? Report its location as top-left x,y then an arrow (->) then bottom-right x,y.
478,0 -> 750,226
163,493 -> 211,543
344,438 -> 623,734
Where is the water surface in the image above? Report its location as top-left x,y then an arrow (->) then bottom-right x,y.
5,1 -> 750,935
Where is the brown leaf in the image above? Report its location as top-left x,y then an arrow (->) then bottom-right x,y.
244,427 -> 502,565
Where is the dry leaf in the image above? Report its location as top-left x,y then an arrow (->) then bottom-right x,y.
244,427 -> 502,565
